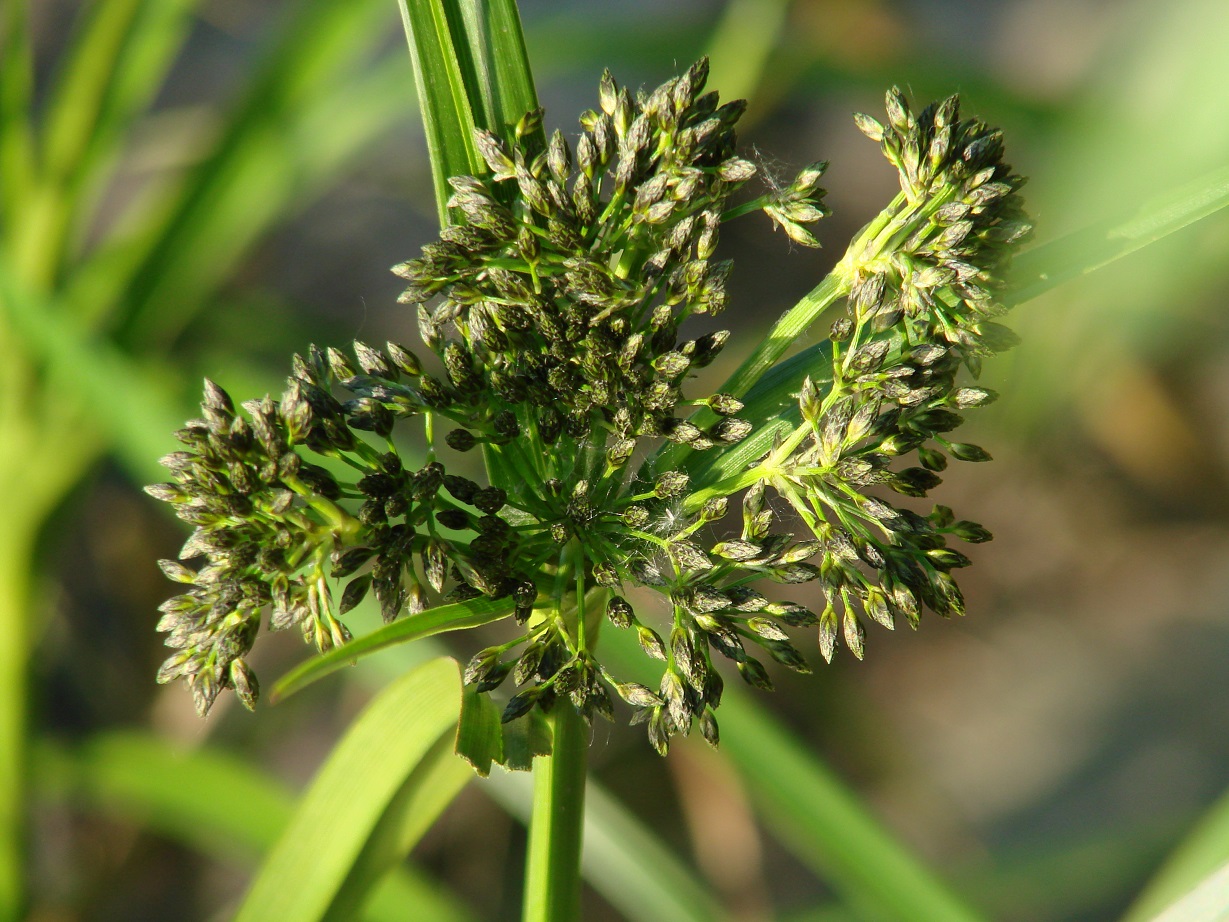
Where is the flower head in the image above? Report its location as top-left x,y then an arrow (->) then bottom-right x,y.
148,66 -> 1026,756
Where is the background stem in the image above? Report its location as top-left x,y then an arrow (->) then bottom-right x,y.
0,525 -> 34,920
522,702 -> 588,922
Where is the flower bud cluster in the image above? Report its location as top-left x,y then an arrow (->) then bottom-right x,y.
147,68 -> 1027,758
147,342 -> 519,716
752,88 -> 1030,663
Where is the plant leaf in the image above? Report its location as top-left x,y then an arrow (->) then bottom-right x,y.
682,341 -> 833,489
1134,860 -> 1229,922
235,657 -> 468,922
397,0 -> 484,226
271,595 -> 515,702
18,0 -> 198,286
455,680 -> 505,776
1008,161 -> 1229,305
717,689 -> 987,922
650,270 -> 848,479
596,626 -> 985,921
680,159 -> 1229,489
704,0 -> 791,110
32,731 -> 473,922
104,0 -> 397,346
324,733 -> 471,922
499,711 -> 552,773
452,0 -> 541,145
0,257 -> 183,482
1123,784 -> 1229,921
0,0 -> 36,232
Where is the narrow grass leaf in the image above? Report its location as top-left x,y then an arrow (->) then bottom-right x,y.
682,160 -> 1229,489
33,731 -> 472,922
717,690 -> 988,922
42,0 -> 198,183
499,711 -> 552,773
454,0 -> 541,144
20,0 -> 199,285
235,657 -> 466,922
596,625 -> 984,922
0,0 -> 36,232
324,733 -> 472,922
455,680 -> 504,776
683,342 -> 832,488
107,0 -> 394,346
0,258 -> 182,482
651,270 -> 848,479
271,596 -> 515,702
397,0 -> 483,226
1123,784 -> 1229,921
1138,861 -> 1229,922
1009,161 -> 1229,305
704,0 -> 791,109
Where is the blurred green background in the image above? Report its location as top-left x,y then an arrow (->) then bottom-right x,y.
5,0 -> 1229,919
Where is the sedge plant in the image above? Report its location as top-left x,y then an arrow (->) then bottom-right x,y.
145,0 -> 1032,913
141,1 -> 1229,922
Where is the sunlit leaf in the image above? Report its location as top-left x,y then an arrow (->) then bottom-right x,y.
235,658 -> 468,922
33,731 -> 474,922
272,596 -> 515,702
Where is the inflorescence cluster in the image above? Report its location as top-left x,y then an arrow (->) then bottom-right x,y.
149,62 -> 1028,754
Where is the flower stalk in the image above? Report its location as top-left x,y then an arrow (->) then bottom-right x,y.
523,685 -> 589,922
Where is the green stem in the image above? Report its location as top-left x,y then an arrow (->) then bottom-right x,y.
651,266 -> 851,479
523,701 -> 588,922
0,522 -> 33,920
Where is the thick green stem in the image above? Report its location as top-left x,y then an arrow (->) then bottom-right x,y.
0,525 -> 33,920
522,702 -> 588,922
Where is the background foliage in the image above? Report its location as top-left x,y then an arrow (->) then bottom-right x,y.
6,0 -> 1229,919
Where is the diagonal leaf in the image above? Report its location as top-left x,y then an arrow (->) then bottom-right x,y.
325,733 -> 472,922
397,0 -> 484,227
33,731 -> 473,922
716,689 -> 986,922
455,680 -> 505,776
1008,161 -> 1229,305
651,270 -> 848,479
235,657 -> 467,922
0,256 -> 182,482
0,0 -> 35,234
596,626 -> 985,922
348,638 -> 721,920
1137,860 -> 1229,922
682,341 -> 833,490
106,0 -> 395,346
17,0 -> 199,286
1123,784 -> 1229,921
271,595 -> 515,702
677,158 -> 1229,490
704,0 -> 792,109
41,0 -> 198,184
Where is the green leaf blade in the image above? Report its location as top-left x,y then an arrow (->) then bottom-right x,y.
398,0 -> 484,226
33,730 -> 473,922
235,657 -> 467,922
1009,161 -> 1229,304
454,0 -> 541,144
271,595 -> 515,702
